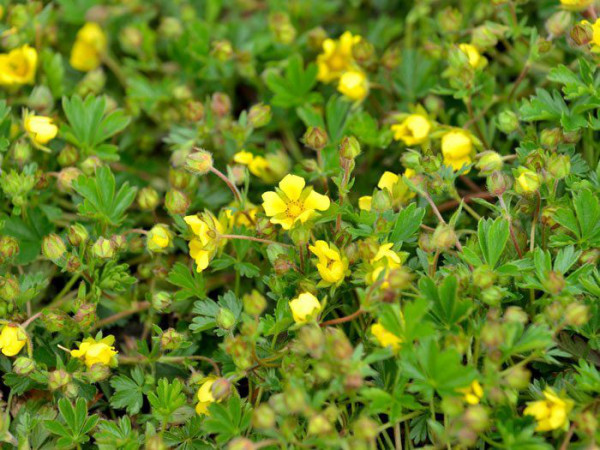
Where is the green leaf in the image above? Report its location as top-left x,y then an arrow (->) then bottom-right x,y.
148,378 -> 193,425
389,203 -> 425,245
203,396 -> 252,445
167,262 -> 206,302
519,88 -> 568,122
265,55 -> 318,108
109,368 -> 146,415
190,291 -> 242,333
421,276 -> 471,330
477,217 -> 509,268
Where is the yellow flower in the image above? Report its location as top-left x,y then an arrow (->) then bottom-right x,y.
0,324 -> 27,357
458,43 -> 487,69
441,130 -> 473,172
70,23 -> 107,72
524,388 -> 573,432
358,196 -> 372,211
317,31 -> 361,83
71,335 -> 118,368
289,292 -> 322,324
458,380 -> 484,405
224,203 -> 259,228
371,321 -> 402,351
376,169 -> 416,206
0,45 -> 37,86
147,224 -> 173,253
196,377 -> 218,415
338,69 -> 369,101
233,150 -> 290,183
184,212 -> 225,272
261,174 -> 330,230
391,115 -> 431,146
24,113 -> 58,146
560,0 -> 593,11
514,168 -> 540,194
367,243 -> 404,288
308,240 -> 348,286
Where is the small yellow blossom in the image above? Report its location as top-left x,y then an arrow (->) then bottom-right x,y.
317,31 -> 361,83
590,19 -> 600,51
391,115 -> 431,146
70,23 -> 107,72
224,203 -> 259,228
441,130 -> 473,172
560,0 -> 593,11
376,169 -> 416,206
371,321 -> 402,351
367,243 -> 405,288
458,380 -> 484,405
0,45 -> 37,86
71,335 -> 118,368
0,324 -> 27,357
338,69 -> 369,101
308,240 -> 348,286
24,113 -> 58,146
196,377 -> 218,415
147,224 -> 173,253
233,150 -> 289,184
358,196 -> 372,211
184,212 -> 225,272
524,388 -> 573,432
514,167 -> 541,194
458,43 -> 487,69
262,174 -> 330,230
289,292 -> 322,324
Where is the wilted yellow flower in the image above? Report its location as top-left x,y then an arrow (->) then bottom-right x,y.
70,23 -> 107,72
514,167 -> 540,194
560,0 -> 593,11
391,115 -> 431,146
441,130 -> 473,172
262,174 -> 330,230
184,212 -> 225,272
289,292 -> 322,324
308,240 -> 348,286
24,113 -> 58,146
0,45 -> 37,86
338,69 -> 369,101
458,43 -> 487,69
371,321 -> 401,351
71,335 -> 118,368
524,388 -> 573,432
196,377 -> 218,415
317,31 -> 361,83
358,196 -> 372,211
147,224 -> 173,253
458,380 -> 484,405
0,324 -> 27,357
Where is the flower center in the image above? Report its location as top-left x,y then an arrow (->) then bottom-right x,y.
286,201 -> 304,218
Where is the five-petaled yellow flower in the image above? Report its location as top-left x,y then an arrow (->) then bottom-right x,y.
317,31 -> 361,83
338,69 -> 369,101
147,224 -> 173,253
184,212 -> 225,272
70,22 -> 107,72
289,292 -> 322,324
371,321 -> 402,351
71,335 -> 118,368
441,130 -> 473,172
524,388 -> 573,432
391,115 -> 431,146
0,324 -> 27,357
309,240 -> 348,286
24,113 -> 58,147
262,174 -> 330,230
458,44 -> 487,70
514,167 -> 540,194
196,376 -> 218,415
0,45 -> 37,86
458,380 -> 484,405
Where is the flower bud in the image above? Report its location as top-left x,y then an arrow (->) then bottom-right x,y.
67,223 -> 89,246
432,224 -> 457,250
242,290 -> 267,316
152,291 -> 172,312
48,369 -> 72,391
307,27 -> 327,50
497,110 -> 519,134
339,135 -> 361,160
502,365 -> 531,390
564,302 -> 588,326
504,306 -> 528,324
185,100 -> 205,122
57,167 -> 82,192
13,356 -> 35,375
252,403 -> 276,429
169,168 -> 195,190
563,130 -> 581,144
216,307 -> 236,330
42,234 -> 66,261
326,328 -> 353,360
476,151 -> 503,175
211,92 -> 231,117
481,286 -> 504,306
57,146 -> 79,167
546,154 -> 570,179
473,265 -> 497,289
0,236 -> 19,262
160,328 -> 183,350
165,189 -> 190,215
211,39 -> 233,61
185,149 -> 213,175
159,16 -> 183,39
580,248 -> 600,265
303,127 -> 328,151
371,190 -> 392,213
210,377 -> 231,401
12,140 -> 32,165
80,156 -> 103,176
137,186 -> 160,211
0,275 -> 19,302
570,21 -> 593,45
227,438 -> 255,450
284,385 -> 307,414
545,11 -> 572,37
120,26 -> 143,54
74,303 -> 97,331
540,128 -> 563,149
514,168 -> 540,194
248,103 -> 271,128
308,414 -> 333,435
463,405 -> 489,432
92,237 -> 115,259
487,171 -> 512,196
87,363 -> 111,382
438,7 -> 462,33
543,271 -> 565,295
298,324 -> 325,359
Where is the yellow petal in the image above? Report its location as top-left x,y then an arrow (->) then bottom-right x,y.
278,174 -> 305,201
303,190 -> 330,211
261,191 -> 287,216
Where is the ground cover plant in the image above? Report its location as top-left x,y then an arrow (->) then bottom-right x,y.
0,0 -> 599,448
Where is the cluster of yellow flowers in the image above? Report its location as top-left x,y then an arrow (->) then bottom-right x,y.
316,31 -> 369,101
